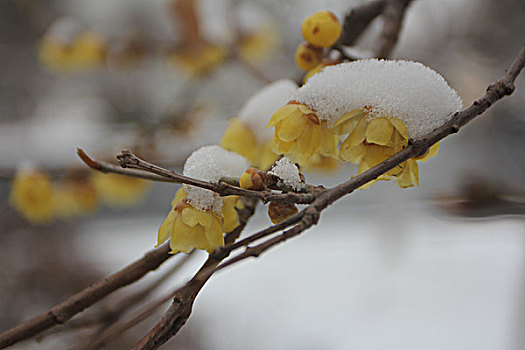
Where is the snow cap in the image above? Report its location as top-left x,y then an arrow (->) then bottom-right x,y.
292,59 -> 462,139
268,157 -> 305,191
183,145 -> 249,214
239,79 -> 298,142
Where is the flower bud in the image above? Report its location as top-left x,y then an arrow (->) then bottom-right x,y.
239,168 -> 267,190
267,201 -> 298,224
295,43 -> 322,71
301,11 -> 342,47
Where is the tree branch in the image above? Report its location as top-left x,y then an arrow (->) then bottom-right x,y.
374,0 -> 413,58
0,245 -> 175,349
339,0 -> 386,46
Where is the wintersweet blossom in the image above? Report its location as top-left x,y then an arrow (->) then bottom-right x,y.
39,18 -> 105,72
10,167 -> 55,223
290,59 -> 462,187
221,79 -> 298,169
92,173 -> 150,207
157,146 -> 248,254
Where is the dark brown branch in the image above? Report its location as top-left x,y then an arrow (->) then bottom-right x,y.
131,45 -> 525,350
117,150 -> 318,204
374,0 -> 413,58
77,148 -> 178,183
0,245 -> 175,349
339,0 -> 386,46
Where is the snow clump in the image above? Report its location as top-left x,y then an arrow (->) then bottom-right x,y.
292,59 -> 462,139
183,145 -> 249,214
268,157 -> 305,191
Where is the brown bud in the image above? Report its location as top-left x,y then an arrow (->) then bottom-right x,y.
267,201 -> 298,224
239,168 -> 267,191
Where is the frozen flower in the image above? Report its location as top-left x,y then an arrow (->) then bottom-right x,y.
221,79 -> 297,169
267,102 -> 339,165
292,59 -> 462,187
9,167 -> 55,223
92,173 -> 150,207
158,145 -> 248,253
39,17 -> 106,72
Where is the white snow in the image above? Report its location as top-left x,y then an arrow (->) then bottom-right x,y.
238,79 -> 298,142
268,157 -> 305,191
183,145 -> 249,214
292,59 -> 462,139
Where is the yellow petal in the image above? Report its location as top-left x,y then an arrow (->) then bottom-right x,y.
204,217 -> 224,252
319,127 -> 339,156
366,117 -> 393,145
221,118 -> 259,162
340,142 -> 365,163
296,123 -> 313,163
267,105 -> 297,128
408,159 -> 419,186
414,142 -> 440,162
278,110 -> 306,142
169,217 -> 194,254
348,116 -> 367,147
181,207 -> 212,228
332,109 -> 365,135
389,117 -> 408,140
157,210 -> 175,247
171,188 -> 187,207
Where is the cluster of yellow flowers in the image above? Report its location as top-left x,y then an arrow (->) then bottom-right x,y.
157,188 -> 241,253
295,11 -> 342,83
9,168 -> 150,224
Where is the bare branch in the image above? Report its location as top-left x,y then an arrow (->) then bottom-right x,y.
0,245 -> 175,349
374,0 -> 413,58
77,148 -> 178,183
116,150 -> 318,204
339,0 -> 386,46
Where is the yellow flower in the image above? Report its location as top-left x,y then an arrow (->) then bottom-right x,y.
157,189 -> 240,254
39,32 -> 106,72
335,108 -> 440,188
301,11 -> 342,47
221,118 -> 279,170
267,103 -> 339,165
304,154 -> 341,173
295,43 -> 322,71
54,178 -> 98,218
92,173 -> 150,207
10,169 -> 55,223
169,43 -> 227,77
238,25 -> 279,64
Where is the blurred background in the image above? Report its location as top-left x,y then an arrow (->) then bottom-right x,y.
1,0 -> 524,349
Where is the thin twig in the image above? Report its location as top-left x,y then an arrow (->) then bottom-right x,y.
117,150 -> 318,204
374,0 -> 413,58
339,0 -> 386,46
77,149 -> 178,183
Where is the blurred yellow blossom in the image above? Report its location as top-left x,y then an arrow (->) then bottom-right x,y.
92,173 -> 150,207
238,25 -> 279,64
10,168 -> 55,223
169,43 -> 227,77
54,178 -> 99,218
39,32 -> 106,72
